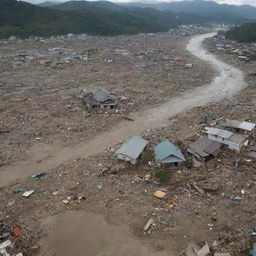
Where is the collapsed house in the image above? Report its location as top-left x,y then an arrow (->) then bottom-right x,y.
187,136 -> 222,161
154,140 -> 185,167
205,127 -> 247,152
222,119 -> 255,134
79,87 -> 118,109
115,136 -> 148,165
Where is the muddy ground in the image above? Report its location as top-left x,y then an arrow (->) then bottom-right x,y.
0,33 -> 256,256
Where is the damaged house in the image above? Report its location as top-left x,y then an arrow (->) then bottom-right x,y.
154,140 -> 185,167
115,136 -> 148,165
204,127 -> 248,152
79,87 -> 118,109
222,119 -> 255,134
187,136 -> 222,161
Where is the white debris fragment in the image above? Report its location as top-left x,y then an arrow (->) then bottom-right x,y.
143,218 -> 154,231
0,240 -> 12,250
22,190 -> 34,197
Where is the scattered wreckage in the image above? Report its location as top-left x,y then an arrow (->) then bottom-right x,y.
210,34 -> 256,62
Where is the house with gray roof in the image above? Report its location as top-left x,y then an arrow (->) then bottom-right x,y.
79,87 -> 118,109
187,136 -> 222,161
115,136 -> 148,165
154,140 -> 185,167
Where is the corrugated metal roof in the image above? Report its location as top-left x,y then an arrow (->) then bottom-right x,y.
204,141 -> 222,154
154,140 -> 185,163
188,136 -> 221,158
224,119 -> 255,131
224,119 -> 241,129
239,121 -> 255,131
115,136 -> 148,160
205,127 -> 233,139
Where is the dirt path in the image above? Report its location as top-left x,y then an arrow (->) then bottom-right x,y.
0,32 -> 246,187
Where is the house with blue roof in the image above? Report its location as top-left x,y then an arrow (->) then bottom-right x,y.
154,140 -> 185,167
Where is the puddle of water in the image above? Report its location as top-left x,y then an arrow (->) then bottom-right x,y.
40,211 -> 171,256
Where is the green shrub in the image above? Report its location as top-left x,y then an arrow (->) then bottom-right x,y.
155,169 -> 170,183
175,140 -> 183,146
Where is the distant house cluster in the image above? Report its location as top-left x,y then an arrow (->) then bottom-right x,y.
211,35 -> 256,62
188,119 -> 255,161
114,119 -> 255,166
115,136 -> 186,167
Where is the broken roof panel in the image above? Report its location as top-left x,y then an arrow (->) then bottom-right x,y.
204,140 -> 222,154
205,127 -> 233,139
238,121 -> 255,132
224,119 -> 241,129
224,119 -> 255,131
91,87 -> 114,102
154,140 -> 185,163
115,136 -> 148,160
79,87 -> 118,106
188,137 -> 222,158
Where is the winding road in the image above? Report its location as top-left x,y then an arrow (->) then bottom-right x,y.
0,32 -> 246,187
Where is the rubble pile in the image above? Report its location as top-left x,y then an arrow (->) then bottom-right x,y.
11,48 -> 89,68
1,109 -> 255,254
206,34 -> 256,62
0,32 -> 213,164
169,25 -> 220,37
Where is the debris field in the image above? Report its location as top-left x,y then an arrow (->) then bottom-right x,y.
0,29 -> 256,256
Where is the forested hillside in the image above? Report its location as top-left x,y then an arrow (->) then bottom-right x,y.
0,0 -> 255,39
226,23 -> 256,42
121,0 -> 256,22
0,0 -> 174,38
